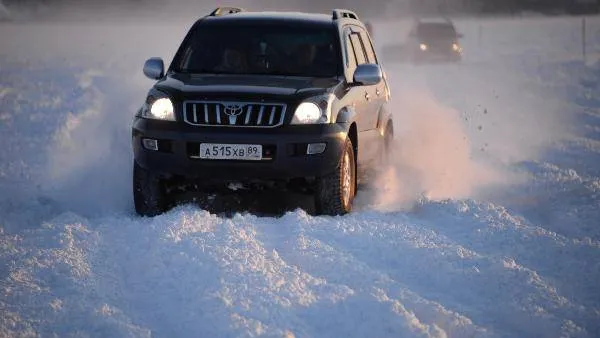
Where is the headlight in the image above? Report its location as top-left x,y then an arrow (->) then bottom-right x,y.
290,94 -> 334,125
452,43 -> 460,52
141,97 -> 175,121
419,43 -> 428,51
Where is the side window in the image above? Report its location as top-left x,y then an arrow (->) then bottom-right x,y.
344,33 -> 357,75
358,29 -> 377,64
349,32 -> 367,65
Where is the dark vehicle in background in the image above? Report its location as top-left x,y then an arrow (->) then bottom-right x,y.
132,7 -> 394,217
406,18 -> 463,63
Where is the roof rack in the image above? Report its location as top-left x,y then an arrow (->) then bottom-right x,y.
332,9 -> 359,20
209,7 -> 244,16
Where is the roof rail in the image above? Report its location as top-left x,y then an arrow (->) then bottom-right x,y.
332,9 -> 359,20
209,7 -> 244,16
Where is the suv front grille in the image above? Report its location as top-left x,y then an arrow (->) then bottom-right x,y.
183,101 -> 287,128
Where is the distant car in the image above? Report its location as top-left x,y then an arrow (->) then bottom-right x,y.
406,18 -> 463,63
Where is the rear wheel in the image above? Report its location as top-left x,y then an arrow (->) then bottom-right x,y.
133,161 -> 168,217
315,137 -> 356,216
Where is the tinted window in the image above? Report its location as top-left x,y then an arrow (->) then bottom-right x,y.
349,32 -> 367,65
416,23 -> 457,38
173,23 -> 340,78
344,34 -> 357,74
357,28 -> 377,64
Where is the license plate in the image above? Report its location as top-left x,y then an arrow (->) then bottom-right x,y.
199,143 -> 262,160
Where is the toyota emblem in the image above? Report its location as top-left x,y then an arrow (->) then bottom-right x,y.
223,103 -> 244,116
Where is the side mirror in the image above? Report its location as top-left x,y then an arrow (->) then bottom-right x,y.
143,57 -> 164,80
353,63 -> 382,86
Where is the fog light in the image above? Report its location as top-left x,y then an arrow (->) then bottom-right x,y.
307,143 -> 326,155
142,138 -> 158,151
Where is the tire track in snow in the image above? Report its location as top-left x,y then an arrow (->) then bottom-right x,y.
79,207 -> 361,338
86,210 -> 235,338
0,213 -> 154,338
2,202 -> 595,337
160,208 -> 357,338
255,209 -> 593,338
413,198 -> 600,313
257,211 -> 492,338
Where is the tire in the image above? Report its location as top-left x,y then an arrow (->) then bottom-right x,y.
315,137 -> 356,216
133,161 -> 168,217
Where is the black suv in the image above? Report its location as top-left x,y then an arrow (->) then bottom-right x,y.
132,7 -> 394,216
406,18 -> 463,63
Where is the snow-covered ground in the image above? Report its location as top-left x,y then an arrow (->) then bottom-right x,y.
1,9 -> 599,338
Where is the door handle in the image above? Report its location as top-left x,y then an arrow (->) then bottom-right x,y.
365,92 -> 370,101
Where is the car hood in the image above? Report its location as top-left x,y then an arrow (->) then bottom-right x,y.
156,73 -> 341,99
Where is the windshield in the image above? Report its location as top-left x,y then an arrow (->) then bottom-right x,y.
416,23 -> 457,39
173,22 -> 340,78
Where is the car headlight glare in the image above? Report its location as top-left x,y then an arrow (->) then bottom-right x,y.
291,102 -> 321,124
142,97 -> 175,121
419,43 -> 428,51
452,43 -> 460,52
290,94 -> 333,125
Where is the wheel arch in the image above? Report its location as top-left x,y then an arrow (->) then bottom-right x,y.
347,122 -> 358,192
335,105 -> 357,124
377,103 -> 394,138
348,122 -> 358,157
335,105 -> 359,168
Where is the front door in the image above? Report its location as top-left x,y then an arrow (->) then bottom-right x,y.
344,26 -> 380,167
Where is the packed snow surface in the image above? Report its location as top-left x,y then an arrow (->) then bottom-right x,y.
1,9 -> 600,338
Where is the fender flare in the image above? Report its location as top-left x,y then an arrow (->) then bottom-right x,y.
335,105 -> 357,124
376,104 -> 393,136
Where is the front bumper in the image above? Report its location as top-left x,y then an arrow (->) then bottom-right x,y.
132,118 -> 349,181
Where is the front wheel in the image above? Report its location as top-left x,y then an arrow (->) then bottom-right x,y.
315,138 -> 356,216
133,161 -> 168,217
